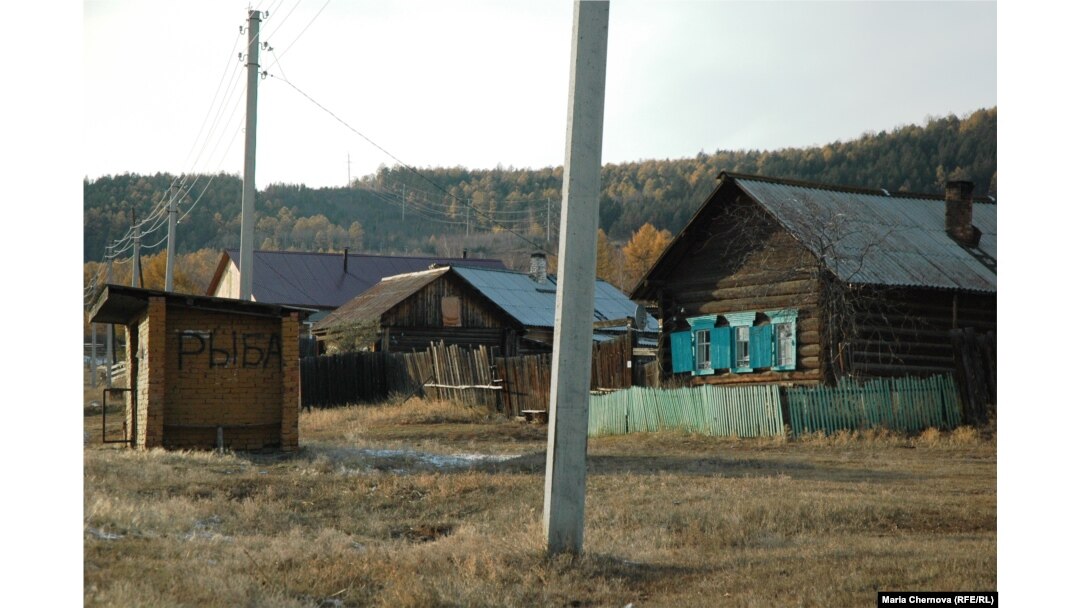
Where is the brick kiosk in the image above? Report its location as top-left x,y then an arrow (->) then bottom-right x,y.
90,285 -> 310,451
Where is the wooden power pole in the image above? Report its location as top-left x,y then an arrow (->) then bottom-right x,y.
543,0 -> 609,556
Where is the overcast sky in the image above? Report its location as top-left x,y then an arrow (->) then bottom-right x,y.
83,0 -> 997,189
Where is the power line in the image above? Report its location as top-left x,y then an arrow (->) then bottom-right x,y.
267,0 -> 331,67
270,74 -> 555,255
178,29 -> 243,173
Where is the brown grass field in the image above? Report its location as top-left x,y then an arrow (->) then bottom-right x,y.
83,392 -> 996,607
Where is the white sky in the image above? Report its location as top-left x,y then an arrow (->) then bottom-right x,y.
84,0 -> 997,188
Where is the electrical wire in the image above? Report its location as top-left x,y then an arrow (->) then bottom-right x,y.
269,0 -> 331,66
269,74 -> 555,256
178,29 -> 243,174
262,0 -> 303,41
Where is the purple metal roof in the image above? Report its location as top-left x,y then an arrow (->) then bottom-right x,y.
223,250 -> 505,309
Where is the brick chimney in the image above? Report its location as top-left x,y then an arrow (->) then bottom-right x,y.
529,252 -> 548,283
945,180 -> 981,247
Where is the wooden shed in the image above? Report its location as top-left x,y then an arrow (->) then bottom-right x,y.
631,173 -> 996,394
313,260 -> 656,356
89,285 -> 310,451
312,266 -> 525,354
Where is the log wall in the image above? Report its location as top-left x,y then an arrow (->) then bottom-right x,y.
657,195 -> 825,385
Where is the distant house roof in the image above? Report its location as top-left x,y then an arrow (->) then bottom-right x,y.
206,249 -> 506,310
634,172 -> 997,299
314,265 -> 658,334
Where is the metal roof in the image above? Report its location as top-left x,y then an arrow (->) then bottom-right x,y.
732,175 -> 997,293
316,264 -> 658,334
452,266 -> 658,330
213,250 -> 505,309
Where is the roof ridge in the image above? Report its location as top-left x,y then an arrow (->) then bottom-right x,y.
720,171 -> 995,203
225,248 -> 502,261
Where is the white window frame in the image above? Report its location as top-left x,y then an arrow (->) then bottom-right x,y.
695,328 -> 711,371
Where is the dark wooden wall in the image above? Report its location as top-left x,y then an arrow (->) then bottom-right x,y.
382,276 -> 507,329
379,275 -> 521,354
844,286 -> 996,378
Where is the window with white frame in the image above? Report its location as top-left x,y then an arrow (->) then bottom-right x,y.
668,310 -> 797,374
774,322 -> 794,368
765,309 -> 798,371
695,328 -> 711,370
734,325 -> 751,370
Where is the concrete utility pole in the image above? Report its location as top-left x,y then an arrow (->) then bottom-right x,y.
165,185 -> 178,291
131,209 -> 141,288
238,9 -> 261,301
543,0 -> 609,556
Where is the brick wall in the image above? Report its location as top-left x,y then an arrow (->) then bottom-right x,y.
125,300 -> 300,451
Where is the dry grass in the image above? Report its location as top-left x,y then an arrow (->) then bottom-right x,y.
85,398 -> 996,607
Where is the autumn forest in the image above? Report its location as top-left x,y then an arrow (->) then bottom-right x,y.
84,108 -> 996,296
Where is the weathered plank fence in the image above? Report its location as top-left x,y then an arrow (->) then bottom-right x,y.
300,351 -> 421,408
301,334 -> 637,413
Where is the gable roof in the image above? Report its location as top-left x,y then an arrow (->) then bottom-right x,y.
633,172 -> 996,298
206,249 -> 506,309
314,264 -> 657,334
312,267 -> 451,332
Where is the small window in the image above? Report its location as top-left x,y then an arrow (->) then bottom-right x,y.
734,325 -> 750,370
775,322 -> 794,369
695,329 -> 711,370
687,315 -> 718,376
441,297 -> 462,327
765,309 -> 798,371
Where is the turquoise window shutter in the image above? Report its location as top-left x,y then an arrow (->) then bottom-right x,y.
670,331 -> 693,374
750,324 -> 774,368
710,326 -> 731,370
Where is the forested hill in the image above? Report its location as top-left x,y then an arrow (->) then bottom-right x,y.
84,108 -> 995,263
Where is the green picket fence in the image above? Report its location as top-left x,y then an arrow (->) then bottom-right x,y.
588,384 -> 784,438
786,375 -> 962,437
588,375 -> 962,439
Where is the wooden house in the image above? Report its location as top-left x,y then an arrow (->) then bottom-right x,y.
313,255 -> 656,356
205,249 -> 506,324
631,173 -> 996,390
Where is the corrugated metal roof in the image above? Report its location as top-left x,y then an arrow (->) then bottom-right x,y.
312,267 -> 449,332
222,250 -> 505,309
453,266 -> 659,330
733,176 -> 997,293
317,264 -> 658,334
